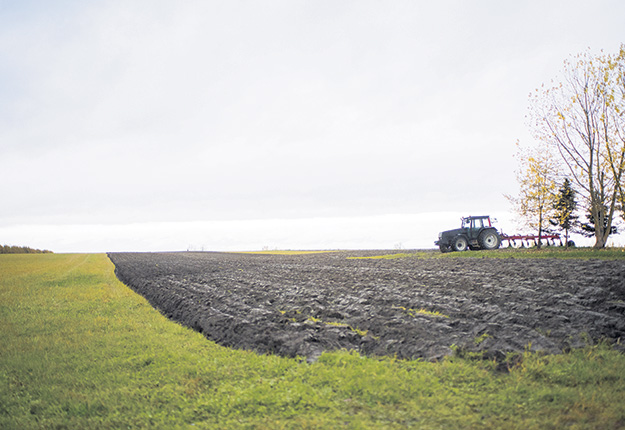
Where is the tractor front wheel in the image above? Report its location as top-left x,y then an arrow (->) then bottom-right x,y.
452,236 -> 468,252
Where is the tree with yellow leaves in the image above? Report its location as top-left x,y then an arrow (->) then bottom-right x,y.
528,45 -> 625,248
506,143 -> 559,249
609,45 -> 625,223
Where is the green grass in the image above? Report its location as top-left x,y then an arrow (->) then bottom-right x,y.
393,305 -> 449,319
447,246 -> 625,260
1,254 -> 625,429
350,247 -> 625,260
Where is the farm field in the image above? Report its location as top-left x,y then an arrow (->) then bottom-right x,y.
109,250 -> 625,362
1,252 -> 625,429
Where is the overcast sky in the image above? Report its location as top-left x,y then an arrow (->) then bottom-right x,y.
1,1 -> 624,252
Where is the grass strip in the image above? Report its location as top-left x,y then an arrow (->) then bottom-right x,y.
349,247 -> 625,260
1,253 -> 624,429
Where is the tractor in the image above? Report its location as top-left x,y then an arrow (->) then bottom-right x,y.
435,215 -> 501,253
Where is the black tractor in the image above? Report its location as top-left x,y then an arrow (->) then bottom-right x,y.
435,215 -> 501,253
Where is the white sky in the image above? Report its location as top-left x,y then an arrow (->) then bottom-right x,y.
1,1 -> 624,252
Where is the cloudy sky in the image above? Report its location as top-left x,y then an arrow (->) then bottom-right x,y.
1,1 -> 624,252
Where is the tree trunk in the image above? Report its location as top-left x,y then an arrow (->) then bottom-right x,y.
590,193 -> 607,249
537,208 -> 543,249
594,235 -> 608,248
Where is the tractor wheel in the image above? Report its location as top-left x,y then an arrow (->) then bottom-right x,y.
478,230 -> 501,250
452,236 -> 468,252
439,243 -> 452,253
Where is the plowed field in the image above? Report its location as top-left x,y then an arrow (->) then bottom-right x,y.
108,251 -> 625,362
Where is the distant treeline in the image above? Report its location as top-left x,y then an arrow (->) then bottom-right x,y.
0,245 -> 53,254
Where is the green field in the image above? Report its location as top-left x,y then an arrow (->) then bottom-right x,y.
1,253 -> 624,429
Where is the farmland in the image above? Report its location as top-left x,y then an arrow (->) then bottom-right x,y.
2,251 -> 625,429
109,250 -> 625,362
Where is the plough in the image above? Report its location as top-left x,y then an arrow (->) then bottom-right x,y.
499,233 -> 562,248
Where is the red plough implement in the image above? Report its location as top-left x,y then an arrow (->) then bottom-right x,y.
499,233 -> 562,248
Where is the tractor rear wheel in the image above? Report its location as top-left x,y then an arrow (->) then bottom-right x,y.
478,230 -> 501,250
452,236 -> 468,252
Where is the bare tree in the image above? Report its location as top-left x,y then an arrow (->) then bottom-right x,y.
529,46 -> 625,248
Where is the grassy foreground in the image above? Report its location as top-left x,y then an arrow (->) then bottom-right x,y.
1,254 -> 624,429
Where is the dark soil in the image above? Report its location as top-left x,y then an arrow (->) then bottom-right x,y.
108,251 -> 625,362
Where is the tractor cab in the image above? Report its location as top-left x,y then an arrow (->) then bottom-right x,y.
462,216 -> 492,232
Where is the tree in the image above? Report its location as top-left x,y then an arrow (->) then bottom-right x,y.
529,45 -> 625,248
578,206 -> 618,238
610,45 -> 625,221
0,244 -> 52,254
506,143 -> 559,249
552,178 -> 578,248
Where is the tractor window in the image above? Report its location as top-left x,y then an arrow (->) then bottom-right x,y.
472,218 -> 483,229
